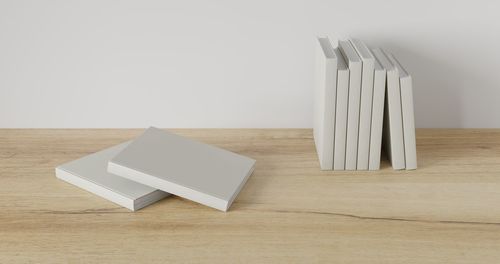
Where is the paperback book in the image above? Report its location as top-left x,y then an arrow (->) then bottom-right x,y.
56,142 -> 169,211
108,127 -> 256,212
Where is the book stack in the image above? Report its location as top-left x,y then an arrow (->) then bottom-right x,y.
56,127 -> 256,211
314,37 -> 416,171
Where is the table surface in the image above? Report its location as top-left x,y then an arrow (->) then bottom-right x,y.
1,129 -> 500,263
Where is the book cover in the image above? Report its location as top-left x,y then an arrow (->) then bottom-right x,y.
108,127 -> 256,212
56,142 -> 169,211
313,37 -> 337,170
338,40 -> 362,170
368,53 -> 387,170
333,46 -> 350,170
349,38 -> 375,170
372,48 -> 406,170
388,54 -> 417,170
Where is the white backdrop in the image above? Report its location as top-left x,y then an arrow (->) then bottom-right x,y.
1,0 -> 499,128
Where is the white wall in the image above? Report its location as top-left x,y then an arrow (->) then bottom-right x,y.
1,0 -> 499,128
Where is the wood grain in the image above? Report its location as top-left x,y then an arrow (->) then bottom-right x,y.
1,129 -> 500,263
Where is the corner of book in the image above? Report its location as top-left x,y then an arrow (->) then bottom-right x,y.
223,202 -> 231,212
55,167 -> 64,178
127,201 -> 137,212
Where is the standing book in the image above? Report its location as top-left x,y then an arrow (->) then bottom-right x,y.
55,142 -> 169,211
372,48 -> 405,170
333,46 -> 350,170
349,38 -> 375,170
368,52 -> 387,170
338,40 -> 362,170
313,37 -> 337,170
108,127 -> 256,212
388,53 -> 417,170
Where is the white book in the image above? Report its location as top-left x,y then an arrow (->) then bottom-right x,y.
338,40 -> 362,170
333,47 -> 349,170
55,142 -> 169,211
388,54 -> 417,170
368,52 -> 387,170
372,48 -> 405,170
349,38 -> 375,170
108,127 -> 256,212
313,37 -> 337,170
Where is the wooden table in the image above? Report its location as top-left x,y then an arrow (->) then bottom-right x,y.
1,129 -> 500,263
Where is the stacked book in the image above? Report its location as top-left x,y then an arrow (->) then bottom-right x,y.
314,37 -> 416,171
56,127 -> 256,211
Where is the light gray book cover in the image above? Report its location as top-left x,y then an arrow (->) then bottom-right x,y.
389,53 -> 417,170
338,40 -> 362,170
333,46 -> 349,170
349,38 -> 375,170
56,142 -> 169,211
368,52 -> 387,170
108,127 -> 256,212
314,36 -> 337,170
372,48 -> 406,170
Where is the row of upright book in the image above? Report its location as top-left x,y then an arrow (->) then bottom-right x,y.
313,37 -> 417,171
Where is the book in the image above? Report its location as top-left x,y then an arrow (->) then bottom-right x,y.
338,40 -> 362,170
333,46 -> 350,170
349,38 -> 375,170
372,48 -> 406,170
388,54 -> 417,170
108,127 -> 256,212
313,37 -> 337,170
368,52 -> 387,170
55,142 -> 169,211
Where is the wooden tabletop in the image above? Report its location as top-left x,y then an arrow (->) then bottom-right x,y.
1,129 -> 500,263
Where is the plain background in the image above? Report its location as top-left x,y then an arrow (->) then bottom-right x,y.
1,0 -> 499,128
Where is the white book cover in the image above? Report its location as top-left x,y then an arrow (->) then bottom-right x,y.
372,48 -> 405,170
338,40 -> 362,170
349,38 -> 375,170
332,46 -> 349,170
388,54 -> 417,170
368,52 -> 387,170
313,37 -> 337,170
108,127 -> 256,212
55,142 -> 169,211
